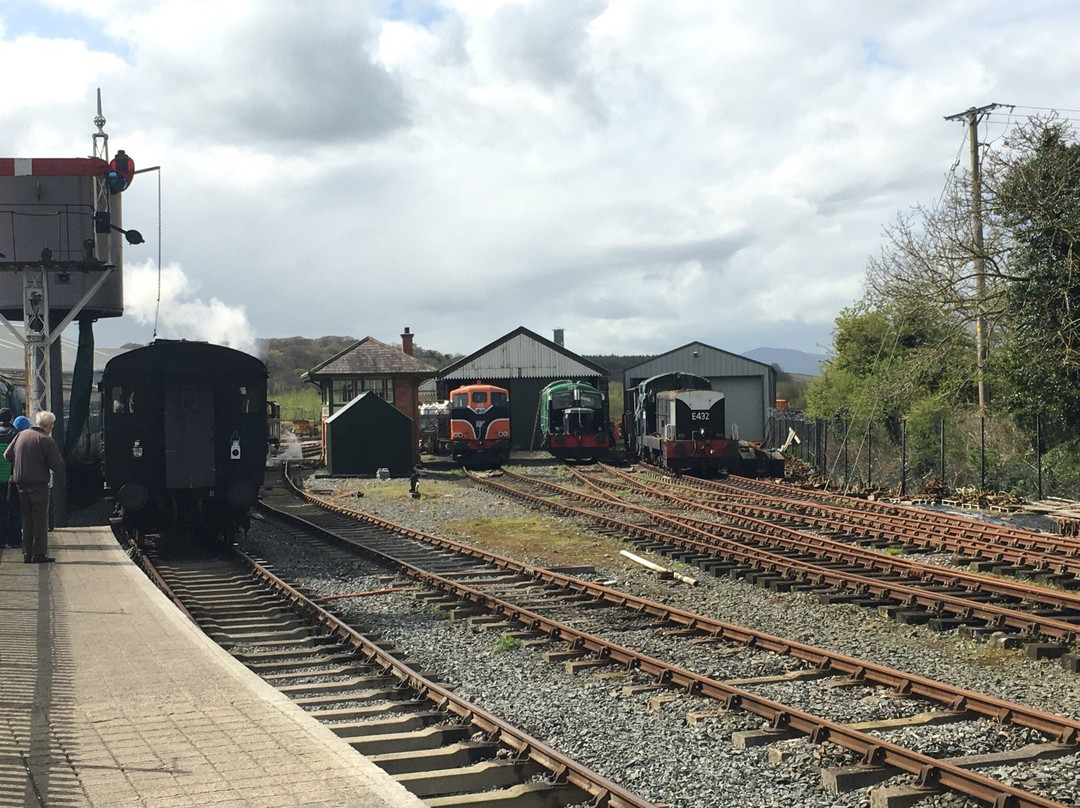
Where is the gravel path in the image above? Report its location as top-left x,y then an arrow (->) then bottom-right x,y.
240,464 -> 1080,807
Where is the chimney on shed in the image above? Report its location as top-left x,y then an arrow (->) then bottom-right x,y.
553,328 -> 564,347
401,326 -> 414,356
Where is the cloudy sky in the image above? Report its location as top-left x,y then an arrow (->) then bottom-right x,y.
1,1 -> 1076,359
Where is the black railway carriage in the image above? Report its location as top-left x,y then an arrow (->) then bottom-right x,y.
101,340 -> 268,543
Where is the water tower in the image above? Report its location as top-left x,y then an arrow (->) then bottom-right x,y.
0,91 -> 142,429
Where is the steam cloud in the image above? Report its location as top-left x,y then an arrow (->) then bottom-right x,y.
125,261 -> 256,354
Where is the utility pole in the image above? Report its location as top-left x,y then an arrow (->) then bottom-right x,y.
944,103 -> 1006,417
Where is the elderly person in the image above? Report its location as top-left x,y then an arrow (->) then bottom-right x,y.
4,411 -> 64,563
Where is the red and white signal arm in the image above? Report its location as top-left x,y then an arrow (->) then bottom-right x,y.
0,157 -> 110,176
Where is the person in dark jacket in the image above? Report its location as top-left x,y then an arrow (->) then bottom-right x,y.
4,411 -> 64,563
0,408 -> 19,548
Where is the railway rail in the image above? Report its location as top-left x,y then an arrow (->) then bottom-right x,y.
122,535 -> 654,808
469,466 -> 1080,652
671,469 -> 1080,577
246,465 -> 1080,808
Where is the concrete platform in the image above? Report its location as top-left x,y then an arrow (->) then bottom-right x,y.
0,527 -> 426,808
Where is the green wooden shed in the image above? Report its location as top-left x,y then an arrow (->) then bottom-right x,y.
325,392 -> 413,476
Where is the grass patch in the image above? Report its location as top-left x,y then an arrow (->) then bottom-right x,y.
493,634 -> 521,653
442,516 -> 618,567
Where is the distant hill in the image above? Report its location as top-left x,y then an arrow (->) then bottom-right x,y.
744,347 -> 828,376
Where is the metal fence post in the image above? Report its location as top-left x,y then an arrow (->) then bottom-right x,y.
901,419 -> 907,495
843,418 -> 849,486
867,422 -> 873,488
980,416 -> 986,490
939,417 -> 945,483
1036,414 -> 1043,500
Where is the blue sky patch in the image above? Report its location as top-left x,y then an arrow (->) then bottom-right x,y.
382,0 -> 445,27
0,0 -> 132,61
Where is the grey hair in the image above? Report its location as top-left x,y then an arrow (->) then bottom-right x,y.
34,411 -> 55,428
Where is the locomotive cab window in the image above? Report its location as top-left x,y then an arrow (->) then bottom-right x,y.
452,392 -> 468,408
111,386 -> 135,414
471,392 -> 488,406
490,391 -> 507,406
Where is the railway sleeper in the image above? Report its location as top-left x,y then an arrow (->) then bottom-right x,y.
424,780 -> 589,808
304,700 -> 431,721
220,633 -> 340,650
277,674 -> 402,697
395,758 -> 545,798
331,710 -> 448,738
862,742 -> 1077,806
928,616 -> 987,632
231,644 -> 354,664
347,723 -> 475,755
876,606 -> 934,626
368,739 -> 500,775
289,688 -> 414,709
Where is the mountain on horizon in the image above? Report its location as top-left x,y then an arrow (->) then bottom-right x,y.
744,347 -> 829,376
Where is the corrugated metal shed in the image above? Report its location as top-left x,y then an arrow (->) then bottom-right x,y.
624,342 -> 776,442
438,327 -> 610,450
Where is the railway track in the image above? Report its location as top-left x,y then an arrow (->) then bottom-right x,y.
123,537 -> 655,808
672,469 -> 1080,578
470,465 -> 1080,656
243,466 -> 1080,808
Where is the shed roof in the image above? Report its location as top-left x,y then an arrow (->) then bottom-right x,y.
305,337 -> 438,379
624,341 -> 773,381
440,326 -> 608,380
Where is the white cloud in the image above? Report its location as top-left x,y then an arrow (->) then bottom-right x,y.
4,0 -> 1080,359
124,261 -> 256,353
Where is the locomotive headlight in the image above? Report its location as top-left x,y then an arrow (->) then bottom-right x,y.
230,432 -> 241,461
132,440 -> 143,459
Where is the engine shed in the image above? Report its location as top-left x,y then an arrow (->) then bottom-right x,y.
623,342 -> 776,443
438,326 -> 609,451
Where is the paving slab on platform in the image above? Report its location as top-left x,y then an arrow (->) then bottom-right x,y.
0,528 -> 425,808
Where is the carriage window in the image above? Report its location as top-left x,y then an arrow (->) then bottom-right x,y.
111,386 -> 134,414
452,393 -> 468,407
490,392 -> 507,406
180,386 -> 199,410
239,386 -> 256,414
471,392 -> 488,406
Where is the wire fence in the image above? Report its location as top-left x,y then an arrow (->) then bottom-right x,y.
768,409 -> 1080,501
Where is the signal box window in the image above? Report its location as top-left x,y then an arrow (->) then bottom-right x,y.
471,392 -> 488,406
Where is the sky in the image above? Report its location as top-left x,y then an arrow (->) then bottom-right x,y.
1,0 -> 1077,359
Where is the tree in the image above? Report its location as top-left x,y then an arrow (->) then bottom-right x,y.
806,299 -> 975,426
990,118 -> 1080,430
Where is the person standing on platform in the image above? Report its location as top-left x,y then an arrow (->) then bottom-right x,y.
5,411 -> 64,563
0,409 -> 19,548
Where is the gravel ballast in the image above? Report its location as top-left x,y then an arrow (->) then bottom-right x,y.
240,464 -> 1080,807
